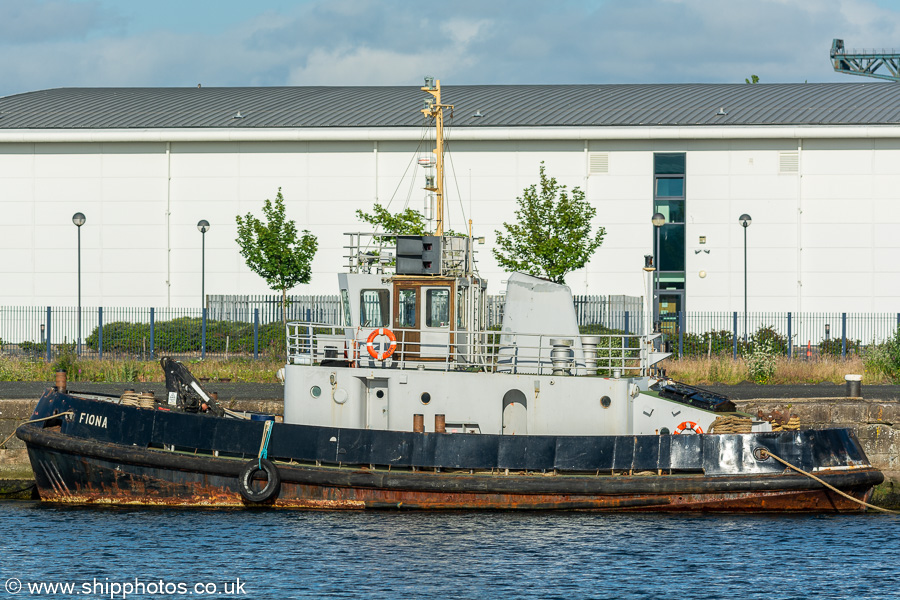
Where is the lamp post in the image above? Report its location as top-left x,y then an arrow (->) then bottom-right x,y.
197,220 -> 210,360
651,212 -> 666,330
739,213 -> 752,341
197,220 -> 210,308
72,212 -> 86,356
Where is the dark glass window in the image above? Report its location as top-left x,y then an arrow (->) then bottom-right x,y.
654,153 -> 685,175
655,178 -> 684,197
659,224 -> 685,272
653,199 -> 684,223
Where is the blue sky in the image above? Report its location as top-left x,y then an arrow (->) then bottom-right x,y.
3,0 -> 900,97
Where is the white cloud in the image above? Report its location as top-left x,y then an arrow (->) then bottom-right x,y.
2,0 -> 900,97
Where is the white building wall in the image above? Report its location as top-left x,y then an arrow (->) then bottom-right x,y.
0,130 -> 897,314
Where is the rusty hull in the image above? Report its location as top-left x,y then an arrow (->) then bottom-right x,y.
21,424 -> 879,512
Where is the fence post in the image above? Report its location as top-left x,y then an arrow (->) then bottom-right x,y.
150,307 -> 155,359
787,312 -> 792,358
98,307 -> 103,360
202,307 -> 207,359
254,308 -> 259,360
678,311 -> 683,359
841,312 -> 847,359
733,312 -> 738,359
46,306 -> 51,362
624,311 -> 629,335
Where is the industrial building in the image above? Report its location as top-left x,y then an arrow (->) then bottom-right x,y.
0,82 -> 898,316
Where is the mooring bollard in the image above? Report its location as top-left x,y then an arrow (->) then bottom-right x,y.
845,374 -> 862,398
435,414 -> 446,433
55,370 -> 67,394
413,414 -> 424,433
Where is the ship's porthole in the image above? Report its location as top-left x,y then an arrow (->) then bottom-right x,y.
376,390 -> 385,399
310,385 -> 321,398
421,392 -> 431,404
660,427 -> 670,435
600,396 -> 611,408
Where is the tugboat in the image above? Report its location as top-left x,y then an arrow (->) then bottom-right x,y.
16,78 -> 883,511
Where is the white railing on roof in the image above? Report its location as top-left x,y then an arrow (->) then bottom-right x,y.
286,322 -> 650,376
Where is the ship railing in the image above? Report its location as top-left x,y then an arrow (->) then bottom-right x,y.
287,322 -> 650,376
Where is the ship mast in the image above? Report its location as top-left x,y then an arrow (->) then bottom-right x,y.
421,77 -> 453,235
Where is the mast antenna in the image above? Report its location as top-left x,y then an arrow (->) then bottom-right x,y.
421,77 -> 454,235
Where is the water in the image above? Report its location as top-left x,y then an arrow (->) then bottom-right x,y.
1,502 -> 898,600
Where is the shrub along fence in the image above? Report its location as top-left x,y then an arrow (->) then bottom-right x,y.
0,306 -> 287,361
674,311 -> 900,359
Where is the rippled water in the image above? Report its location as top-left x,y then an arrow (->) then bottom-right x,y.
1,502 -> 898,599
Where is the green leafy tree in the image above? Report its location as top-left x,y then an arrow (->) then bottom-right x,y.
745,74 -> 760,84
493,163 -> 605,284
356,202 -> 428,244
356,202 -> 461,243
235,188 -> 318,326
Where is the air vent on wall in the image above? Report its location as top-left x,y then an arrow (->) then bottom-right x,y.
779,151 -> 799,173
589,152 -> 609,174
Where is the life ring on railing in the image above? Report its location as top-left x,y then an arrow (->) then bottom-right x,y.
366,328 -> 397,361
673,421 -> 704,435
237,458 -> 281,503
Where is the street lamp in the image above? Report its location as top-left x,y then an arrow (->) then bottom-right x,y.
197,220 -> 210,309
72,212 -> 86,356
739,213 -> 752,341
651,212 -> 666,330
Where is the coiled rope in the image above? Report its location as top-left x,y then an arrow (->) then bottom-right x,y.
0,411 -> 75,449
760,448 -> 898,515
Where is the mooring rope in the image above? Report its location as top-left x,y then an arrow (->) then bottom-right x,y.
0,483 -> 36,496
0,411 -> 75,449
760,448 -> 898,515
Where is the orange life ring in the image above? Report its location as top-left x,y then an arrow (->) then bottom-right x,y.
366,328 -> 397,361
674,421 -> 704,435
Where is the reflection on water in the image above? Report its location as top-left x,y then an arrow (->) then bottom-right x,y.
1,502 -> 898,599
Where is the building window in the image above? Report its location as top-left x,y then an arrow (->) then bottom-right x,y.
653,153 -> 686,319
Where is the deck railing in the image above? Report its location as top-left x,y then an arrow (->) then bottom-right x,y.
286,322 -> 648,376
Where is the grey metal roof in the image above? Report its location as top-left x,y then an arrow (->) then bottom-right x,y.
0,83 -> 899,129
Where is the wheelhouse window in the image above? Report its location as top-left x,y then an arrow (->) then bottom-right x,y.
360,289 -> 390,327
425,288 -> 450,328
340,289 -> 352,327
397,289 -> 417,327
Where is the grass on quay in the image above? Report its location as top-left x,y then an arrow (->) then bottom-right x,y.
0,354 -> 887,385
0,356 -> 285,384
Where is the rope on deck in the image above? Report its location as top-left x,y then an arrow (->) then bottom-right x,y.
760,448 -> 897,515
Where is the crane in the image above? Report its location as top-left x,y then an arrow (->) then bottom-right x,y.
831,38 -> 900,82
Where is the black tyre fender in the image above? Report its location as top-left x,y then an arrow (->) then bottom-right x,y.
237,458 -> 281,503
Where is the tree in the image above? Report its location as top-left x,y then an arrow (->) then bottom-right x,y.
493,163 -> 605,284
356,202 -> 428,243
356,202 -> 460,243
745,74 -> 760,84
235,188 -> 318,326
